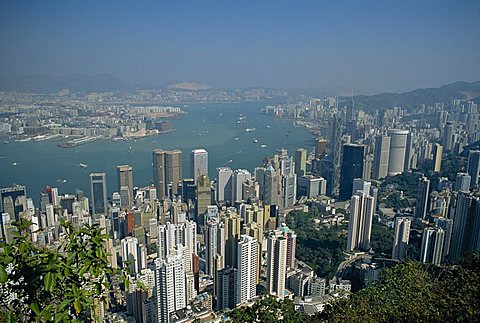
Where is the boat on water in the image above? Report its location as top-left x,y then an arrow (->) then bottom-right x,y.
261,144 -> 267,148
252,138 -> 258,143
12,162 -> 18,166
57,179 -> 67,183
245,128 -> 256,132
3,140 -> 8,144
79,163 -> 88,168
234,137 -> 240,141
227,159 -> 233,163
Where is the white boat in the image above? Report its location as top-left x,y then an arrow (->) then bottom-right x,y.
227,159 -> 233,163
245,128 -> 256,132
252,138 -> 258,143
261,144 -> 267,148
79,163 -> 88,168
12,162 -> 18,166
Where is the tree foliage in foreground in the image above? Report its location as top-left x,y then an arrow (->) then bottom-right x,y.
228,295 -> 306,323
0,219 -> 124,322
317,254 -> 480,322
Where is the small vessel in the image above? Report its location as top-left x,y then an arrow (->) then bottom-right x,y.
3,140 -> 8,144
245,128 -> 256,132
79,163 -> 88,168
57,179 -> 67,183
227,159 -> 233,163
252,138 -> 258,143
267,125 -> 271,128
234,137 -> 240,141
12,162 -> 18,166
261,144 -> 267,148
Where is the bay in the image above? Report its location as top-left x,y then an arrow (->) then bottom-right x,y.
0,102 -> 314,203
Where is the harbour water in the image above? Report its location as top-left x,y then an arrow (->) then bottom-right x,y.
0,102 -> 314,202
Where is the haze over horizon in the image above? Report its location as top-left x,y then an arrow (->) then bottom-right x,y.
1,0 -> 479,95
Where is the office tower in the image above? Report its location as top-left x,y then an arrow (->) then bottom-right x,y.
315,138 -> 328,159
0,185 -> 27,221
117,165 -> 134,207
152,149 -> 182,200
181,178 -> 196,204
196,175 -> 211,220
392,217 -> 411,260
443,121 -> 455,152
455,173 -> 471,192
387,129 -> 409,176
266,230 -> 288,299
420,227 -> 445,265
347,189 -> 375,251
242,178 -> 259,201
233,169 -> 251,203
216,267 -> 238,310
431,144 -> 443,172
415,176 -> 430,219
90,173 -> 107,216
263,165 -> 280,206
236,235 -> 258,304
216,167 -> 233,204
225,211 -> 241,267
295,148 -> 307,177
339,144 -> 365,200
279,154 -> 297,208
205,218 -> 225,277
154,247 -> 186,323
330,115 -> 343,196
404,132 -> 414,172
449,192 -> 480,261
467,150 -> 480,189
190,149 -> 208,184
297,175 -> 327,198
363,154 -> 373,181
121,236 -> 146,276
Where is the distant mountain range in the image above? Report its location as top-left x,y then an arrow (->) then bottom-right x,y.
0,74 -> 129,94
349,81 -> 480,110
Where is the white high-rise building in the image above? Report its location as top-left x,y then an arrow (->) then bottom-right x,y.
216,167 -> 233,204
373,135 -> 390,180
387,129 -> 409,176
347,188 -> 375,251
121,236 -> 146,276
205,218 -> 225,276
190,149 -> 209,184
233,169 -> 251,203
392,217 -> 411,260
155,246 -> 186,323
236,235 -> 258,305
420,227 -> 445,265
266,230 -> 288,299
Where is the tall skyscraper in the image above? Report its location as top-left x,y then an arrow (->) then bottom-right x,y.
224,211 -> 241,268
415,176 -> 430,219
90,173 -> 107,216
196,175 -> 211,220
404,132 -> 414,172
190,149 -> 208,184
154,246 -> 186,323
205,217 -> 225,277
392,217 -> 411,260
263,165 -> 280,206
121,236 -> 146,276
420,227 -> 445,265
467,150 -> 480,189
153,149 -> 183,199
346,188 -> 375,251
233,169 -> 251,203
315,138 -> 327,159
431,143 -> 443,172
117,165 -> 133,207
0,185 -> 27,222
330,115 -> 343,196
442,121 -> 455,152
387,129 -> 409,176
216,267 -> 237,310
294,148 -> 307,177
449,192 -> 480,262
455,173 -> 471,192
236,235 -> 258,304
339,144 -> 365,200
266,230 -> 288,299
216,167 -> 233,204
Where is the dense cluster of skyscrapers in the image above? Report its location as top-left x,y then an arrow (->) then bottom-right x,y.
1,96 -> 480,321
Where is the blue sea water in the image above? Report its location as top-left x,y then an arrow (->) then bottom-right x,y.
0,102 -> 314,203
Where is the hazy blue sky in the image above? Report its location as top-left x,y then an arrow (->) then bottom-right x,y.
1,0 -> 479,94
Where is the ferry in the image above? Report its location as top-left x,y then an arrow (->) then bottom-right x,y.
79,163 -> 88,168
